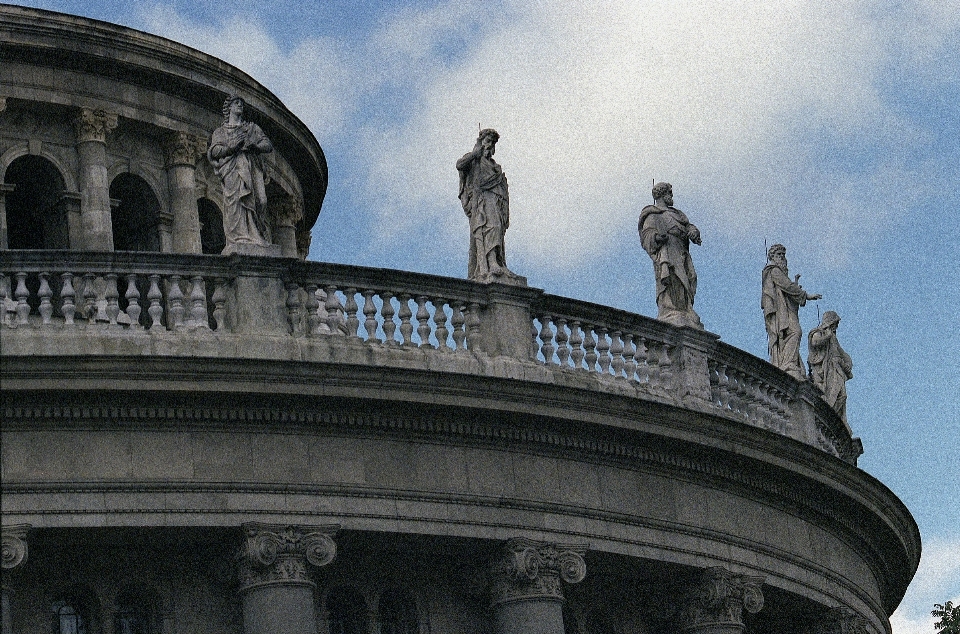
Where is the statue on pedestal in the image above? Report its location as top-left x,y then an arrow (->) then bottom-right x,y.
808,311 -> 853,422
208,95 -> 275,255
638,182 -> 703,329
457,129 -> 523,284
761,244 -> 821,380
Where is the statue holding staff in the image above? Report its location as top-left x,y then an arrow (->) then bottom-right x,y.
761,244 -> 821,380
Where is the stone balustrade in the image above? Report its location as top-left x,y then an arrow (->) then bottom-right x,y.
0,250 -> 861,464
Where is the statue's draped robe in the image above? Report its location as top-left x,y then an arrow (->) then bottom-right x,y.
638,205 -> 702,329
457,152 -> 509,280
208,121 -> 272,249
761,264 -> 807,379
808,324 -> 853,421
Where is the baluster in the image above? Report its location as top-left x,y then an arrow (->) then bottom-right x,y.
740,374 -> 758,422
583,324 -> 598,371
610,331 -> 624,377
433,298 -> 449,350
104,272 -> 120,325
531,320 -> 540,360
635,336 -> 649,383
324,285 -> 344,335
569,320 -> 584,369
659,343 -> 674,386
190,276 -> 209,330
124,274 -> 141,328
83,272 -> 97,323
61,272 -> 76,326
765,384 -> 782,430
286,281 -> 302,334
622,333 -> 637,381
647,341 -> 661,385
304,282 -> 320,335
596,326 -> 611,374
343,288 -> 360,338
716,363 -> 731,410
398,294 -> 414,346
756,380 -> 775,428
415,295 -> 432,348
362,289 -> 379,342
147,274 -> 164,329
450,303 -> 466,351
539,315 -> 556,364
724,368 -> 738,413
708,360 -> 721,406
14,272 -> 30,325
465,302 -> 482,351
168,275 -> 186,329
773,388 -> 790,431
38,272 -> 53,325
315,287 -> 331,334
554,317 -> 570,368
211,278 -> 228,331
738,371 -> 753,419
380,292 -> 397,344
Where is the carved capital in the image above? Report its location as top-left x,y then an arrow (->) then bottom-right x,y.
272,196 -> 304,228
679,567 -> 764,633
73,108 -> 118,144
164,131 -> 207,168
804,607 -> 869,634
490,538 -> 587,607
238,522 -> 338,593
1,524 -> 30,571
296,228 -> 312,260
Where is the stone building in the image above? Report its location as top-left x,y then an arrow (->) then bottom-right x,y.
0,6 -> 919,634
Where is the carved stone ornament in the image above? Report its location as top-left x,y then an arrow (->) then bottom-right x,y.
238,522 -> 338,593
804,607 -> 869,634
273,197 -> 304,228
1,524 -> 30,571
680,567 -> 765,632
73,107 -> 119,144
490,537 -> 587,607
165,131 -> 207,168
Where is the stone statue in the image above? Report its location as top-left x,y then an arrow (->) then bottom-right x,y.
761,244 -> 821,380
638,182 -> 703,329
208,95 -> 274,255
457,129 -> 522,284
808,311 -> 853,422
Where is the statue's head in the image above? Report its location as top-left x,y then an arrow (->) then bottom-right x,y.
222,95 -> 245,123
821,311 -> 840,329
652,182 -> 673,204
767,243 -> 787,264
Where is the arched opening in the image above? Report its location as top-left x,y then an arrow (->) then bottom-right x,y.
378,589 -> 418,634
4,154 -> 68,249
326,587 -> 368,634
198,198 -> 225,255
50,588 -> 97,634
110,173 -> 160,252
114,586 -> 159,634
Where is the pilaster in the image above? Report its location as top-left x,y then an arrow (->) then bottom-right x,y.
164,132 -> 206,254
1,524 -> 30,634
678,567 -> 764,634
73,108 -> 118,251
490,538 -> 587,634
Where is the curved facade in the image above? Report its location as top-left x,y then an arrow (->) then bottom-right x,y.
0,7 -> 919,634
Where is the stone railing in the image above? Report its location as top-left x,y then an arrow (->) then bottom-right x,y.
0,250 -> 861,463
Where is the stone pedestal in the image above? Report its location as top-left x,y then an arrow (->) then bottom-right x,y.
678,567 -> 764,634
165,132 -> 205,254
73,108 -> 117,251
238,522 -> 338,634
490,538 -> 587,634
1,524 -> 30,634
480,285 -> 543,359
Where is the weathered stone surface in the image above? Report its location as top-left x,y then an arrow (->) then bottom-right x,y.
808,311 -> 853,422
761,244 -> 821,380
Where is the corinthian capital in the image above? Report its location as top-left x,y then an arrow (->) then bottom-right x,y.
238,522 -> 338,592
271,196 -> 304,228
73,108 -> 118,144
804,607 -> 869,634
1,524 -> 31,571
679,567 -> 764,633
165,131 -> 207,168
490,537 -> 587,607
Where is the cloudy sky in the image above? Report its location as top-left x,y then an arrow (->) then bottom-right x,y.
14,0 -> 960,631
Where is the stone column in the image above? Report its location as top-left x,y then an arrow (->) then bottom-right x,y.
489,538 -> 587,634
678,567 -> 764,634
164,132 -> 206,254
803,607 -> 869,634
0,183 -> 15,249
1,524 -> 30,634
73,108 -> 118,251
238,522 -> 338,634
271,196 -> 303,259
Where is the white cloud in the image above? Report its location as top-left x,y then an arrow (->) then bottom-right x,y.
890,538 -> 960,634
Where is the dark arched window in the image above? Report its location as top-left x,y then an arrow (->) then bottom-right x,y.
110,173 -> 161,252
4,154 -> 68,249
379,589 -> 418,634
114,586 -> 158,634
51,594 -> 92,634
198,197 -> 225,254
326,587 -> 368,634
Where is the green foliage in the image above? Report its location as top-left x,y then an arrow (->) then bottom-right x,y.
933,601 -> 960,634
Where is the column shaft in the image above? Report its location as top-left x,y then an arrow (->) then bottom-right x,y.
73,109 -> 117,251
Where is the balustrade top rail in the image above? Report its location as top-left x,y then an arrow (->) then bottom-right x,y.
0,250 -> 860,463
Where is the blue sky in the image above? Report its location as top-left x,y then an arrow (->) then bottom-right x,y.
12,1 -> 960,631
